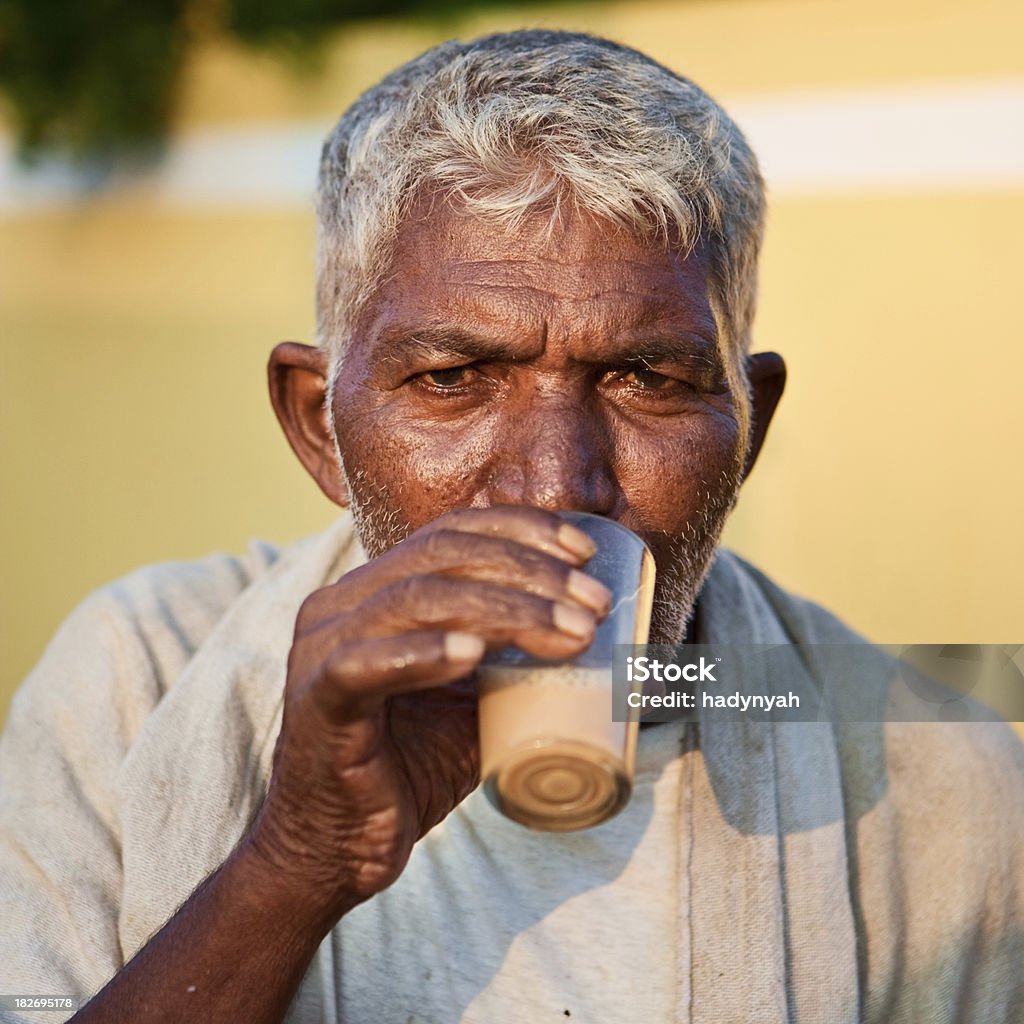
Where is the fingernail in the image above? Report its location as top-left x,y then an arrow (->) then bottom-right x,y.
553,603 -> 596,639
567,570 -> 612,615
445,632 -> 485,662
557,523 -> 597,560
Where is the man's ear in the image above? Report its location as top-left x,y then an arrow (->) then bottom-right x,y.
743,351 -> 787,481
268,341 -> 349,507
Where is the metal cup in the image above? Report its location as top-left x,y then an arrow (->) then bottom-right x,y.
478,512 -> 656,831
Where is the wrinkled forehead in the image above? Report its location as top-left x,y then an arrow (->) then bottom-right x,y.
350,201 -> 729,370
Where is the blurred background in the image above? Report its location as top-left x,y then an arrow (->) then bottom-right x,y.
1,0 -> 1022,725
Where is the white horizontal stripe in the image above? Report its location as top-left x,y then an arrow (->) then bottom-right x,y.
1,77 -> 1022,213
0,123 -> 326,212
728,78 -> 1024,194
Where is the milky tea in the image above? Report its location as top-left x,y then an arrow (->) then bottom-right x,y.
478,514 -> 656,831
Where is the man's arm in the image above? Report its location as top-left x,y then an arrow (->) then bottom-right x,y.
21,506 -> 605,1023
70,838 -> 345,1024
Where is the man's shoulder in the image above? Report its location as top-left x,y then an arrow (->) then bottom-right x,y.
13,517 -> 360,726
711,547 -> 1024,805
98,539 -> 284,659
4,541 -> 283,744
66,540 -> 284,686
707,548 -> 869,646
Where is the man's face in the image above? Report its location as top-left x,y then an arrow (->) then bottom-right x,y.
329,202 -> 746,642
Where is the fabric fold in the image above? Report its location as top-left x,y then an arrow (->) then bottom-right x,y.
5,521 -> 1017,1022
114,518 -> 363,957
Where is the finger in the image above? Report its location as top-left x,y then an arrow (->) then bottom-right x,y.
388,530 -> 612,613
314,631 -> 485,721
305,525 -> 611,623
420,505 -> 597,564
349,575 -> 598,659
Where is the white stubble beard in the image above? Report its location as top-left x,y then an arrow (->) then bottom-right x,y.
645,465 -> 743,643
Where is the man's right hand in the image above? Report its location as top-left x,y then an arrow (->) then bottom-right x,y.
243,505 -> 613,923
70,507 -> 612,1024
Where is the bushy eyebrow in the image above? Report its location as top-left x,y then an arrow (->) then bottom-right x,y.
375,323 -> 723,370
382,327 -> 519,364
620,337 -> 722,373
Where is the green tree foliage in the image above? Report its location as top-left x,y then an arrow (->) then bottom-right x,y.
0,0 -> 190,160
0,0 -> 490,161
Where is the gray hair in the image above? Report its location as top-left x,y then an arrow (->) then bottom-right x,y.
316,30 -> 765,406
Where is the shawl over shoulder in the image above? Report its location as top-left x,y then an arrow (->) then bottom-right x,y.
1,515 -> 1021,1022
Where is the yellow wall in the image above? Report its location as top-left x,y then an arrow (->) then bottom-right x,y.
2,0 -> 1022,725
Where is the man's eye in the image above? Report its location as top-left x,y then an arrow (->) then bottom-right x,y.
627,367 -> 673,390
421,366 -> 471,388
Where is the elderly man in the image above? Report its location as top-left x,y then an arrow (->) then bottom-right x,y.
2,29 -> 1022,1024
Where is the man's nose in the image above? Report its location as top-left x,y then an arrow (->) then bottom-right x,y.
485,392 -> 618,514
